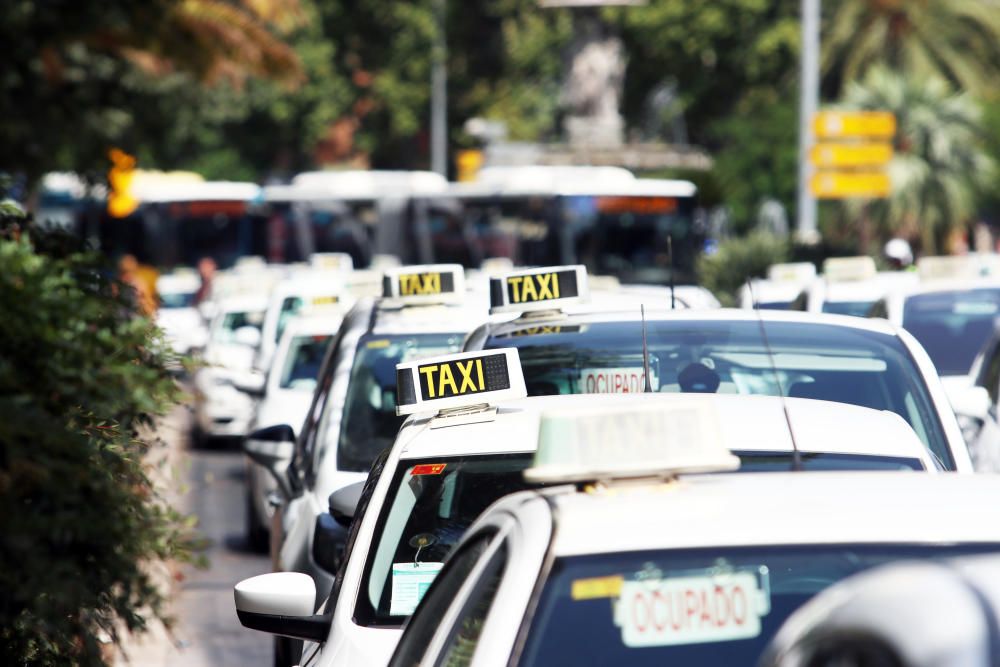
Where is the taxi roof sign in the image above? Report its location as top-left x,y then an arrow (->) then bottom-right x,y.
310,252 -> 354,272
917,254 -> 1000,281
525,400 -> 740,484
489,265 -> 589,315
395,348 -> 527,416
766,263 -> 816,284
382,264 -> 465,306
823,256 -> 877,283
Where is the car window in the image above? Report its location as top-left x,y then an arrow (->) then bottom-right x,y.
517,544 -> 1000,667
160,291 -> 196,308
276,296 -> 304,343
821,300 -> 876,317
293,322 -> 346,484
733,451 -> 924,471
213,309 -> 264,343
335,332 -> 462,473
902,288 -> 1000,376
437,542 -> 508,667
279,334 -> 332,391
391,534 -> 495,667
979,339 -> 1000,406
485,319 -> 952,470
357,454 -> 537,626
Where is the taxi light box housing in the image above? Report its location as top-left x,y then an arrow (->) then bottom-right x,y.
395,348 -> 527,416
381,264 -> 465,306
489,265 -> 589,315
822,256 -> 877,283
525,400 -> 741,484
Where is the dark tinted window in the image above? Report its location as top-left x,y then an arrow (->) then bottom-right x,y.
336,333 -> 462,472
734,451 -> 924,471
279,335 -> 332,390
822,300 -> 876,317
519,544 -> 1000,667
902,289 -> 1000,375
485,319 -> 951,469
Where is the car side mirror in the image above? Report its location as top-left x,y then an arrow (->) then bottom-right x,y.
951,385 -> 992,421
234,572 -> 330,642
328,481 -> 365,527
234,370 -> 266,397
234,325 -> 262,349
244,424 -> 295,500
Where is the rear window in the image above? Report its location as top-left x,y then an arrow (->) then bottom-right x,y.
902,289 -> 1000,376
520,543 -> 1000,667
485,319 -> 951,469
279,334 -> 332,390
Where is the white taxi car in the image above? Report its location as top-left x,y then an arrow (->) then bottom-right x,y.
739,262 -> 817,310
246,266 -> 487,595
244,313 -> 344,551
234,349 -> 939,667
192,295 -> 267,444
155,270 -> 208,357
380,408 -> 1000,667
466,266 -> 971,471
789,256 -> 917,317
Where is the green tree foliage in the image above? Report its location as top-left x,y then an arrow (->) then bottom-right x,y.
0,0 -> 304,184
823,0 -> 1000,97
839,66 -> 993,254
696,231 -> 790,306
0,213 -> 197,664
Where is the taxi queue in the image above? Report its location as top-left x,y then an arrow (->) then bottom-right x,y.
157,252 -> 1000,667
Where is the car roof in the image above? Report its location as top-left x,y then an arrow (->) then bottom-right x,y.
544,472 -> 1000,557
281,314 -> 345,338
217,295 -> 269,312
370,301 -> 488,336
483,307 -> 902,339
393,393 -> 931,464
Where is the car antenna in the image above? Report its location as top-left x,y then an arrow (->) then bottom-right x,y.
746,279 -> 803,471
641,304 -> 653,393
668,234 -> 676,310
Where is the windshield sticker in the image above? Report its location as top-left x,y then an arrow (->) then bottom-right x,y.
572,575 -> 623,601
410,463 -> 447,476
390,562 -> 444,616
311,295 -> 339,306
366,339 -> 391,349
580,367 -> 658,394
615,572 -> 768,647
954,302 -> 998,315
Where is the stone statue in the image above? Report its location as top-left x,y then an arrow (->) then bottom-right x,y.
561,11 -> 626,146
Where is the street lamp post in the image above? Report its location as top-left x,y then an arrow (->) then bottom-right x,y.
430,0 -> 448,177
797,0 -> 821,243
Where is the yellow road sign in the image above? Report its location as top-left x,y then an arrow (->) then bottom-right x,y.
814,111 -> 896,139
811,172 -> 891,199
810,142 -> 893,168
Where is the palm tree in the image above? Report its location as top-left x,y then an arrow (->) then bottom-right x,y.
823,0 -> 1000,96
840,66 -> 993,253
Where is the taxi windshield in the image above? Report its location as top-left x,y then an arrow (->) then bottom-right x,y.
357,453 -> 537,626
902,288 -> 1000,376
279,334 -> 331,391
484,319 -> 950,469
520,543 -> 1000,667
337,333 -> 462,473
820,300 -> 874,317
160,291 -> 196,309
213,310 -> 263,343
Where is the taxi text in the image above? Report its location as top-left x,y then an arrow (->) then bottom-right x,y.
400,272 -> 443,296
507,272 -> 561,304
419,359 -> 486,399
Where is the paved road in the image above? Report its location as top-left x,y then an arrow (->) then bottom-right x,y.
118,407 -> 273,666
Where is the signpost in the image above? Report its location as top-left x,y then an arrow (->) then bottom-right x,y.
809,111 -> 895,200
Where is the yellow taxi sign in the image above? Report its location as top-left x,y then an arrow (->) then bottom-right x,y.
395,348 -> 527,416
489,265 -> 589,315
767,262 -> 816,284
810,172 -> 891,199
810,142 -> 893,168
917,254 -> 1000,281
382,264 -> 465,306
814,111 -> 896,139
310,252 -> 354,272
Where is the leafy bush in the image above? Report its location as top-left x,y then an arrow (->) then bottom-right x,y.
0,215 -> 196,665
697,231 -> 790,306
